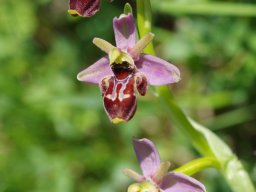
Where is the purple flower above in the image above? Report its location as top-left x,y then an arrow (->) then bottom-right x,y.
68,0 -> 113,17
77,13 -> 180,123
124,138 -> 206,192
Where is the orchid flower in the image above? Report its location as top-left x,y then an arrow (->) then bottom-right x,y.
124,138 -> 206,192
77,13 -> 180,123
68,0 -> 113,17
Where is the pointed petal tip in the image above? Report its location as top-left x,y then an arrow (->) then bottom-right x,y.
132,138 -> 151,144
76,72 -> 84,81
146,32 -> 155,40
76,70 -> 95,82
173,72 -> 181,83
93,37 -> 116,54
124,3 -> 133,15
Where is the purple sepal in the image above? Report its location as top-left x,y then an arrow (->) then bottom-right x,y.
77,56 -> 113,84
160,172 -> 206,192
136,54 -> 180,86
113,13 -> 136,51
132,138 -> 161,178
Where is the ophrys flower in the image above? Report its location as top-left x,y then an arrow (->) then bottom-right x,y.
77,13 -> 180,123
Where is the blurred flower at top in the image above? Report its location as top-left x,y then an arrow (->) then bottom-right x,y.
77,13 -> 180,123
68,0 -> 113,17
124,138 -> 206,192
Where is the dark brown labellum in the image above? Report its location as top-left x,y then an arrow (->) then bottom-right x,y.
100,62 -> 147,122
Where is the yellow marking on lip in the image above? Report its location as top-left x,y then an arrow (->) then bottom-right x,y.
112,118 -> 124,124
68,9 -> 81,16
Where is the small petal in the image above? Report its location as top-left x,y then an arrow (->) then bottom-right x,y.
160,172 -> 206,192
123,168 -> 144,182
136,54 -> 180,86
129,33 -> 155,60
113,13 -> 136,51
68,0 -> 100,17
132,138 -> 161,178
93,38 -> 116,54
77,56 -> 112,84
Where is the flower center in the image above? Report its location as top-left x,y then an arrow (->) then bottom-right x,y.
127,181 -> 161,192
111,61 -> 135,80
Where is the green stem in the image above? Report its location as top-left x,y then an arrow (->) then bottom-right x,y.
174,157 -> 220,176
153,2 -> 256,17
136,0 -> 155,55
136,0 -> 213,157
156,86 -> 214,156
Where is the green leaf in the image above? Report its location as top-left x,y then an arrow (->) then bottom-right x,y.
157,86 -> 255,192
190,120 -> 256,192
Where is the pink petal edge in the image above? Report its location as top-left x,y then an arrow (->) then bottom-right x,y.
136,54 -> 180,86
160,172 -> 206,192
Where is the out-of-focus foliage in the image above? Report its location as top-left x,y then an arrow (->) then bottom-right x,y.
0,0 -> 255,191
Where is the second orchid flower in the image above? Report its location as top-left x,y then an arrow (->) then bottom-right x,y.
124,138 -> 206,192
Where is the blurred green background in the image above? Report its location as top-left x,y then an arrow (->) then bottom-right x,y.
0,0 -> 255,191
